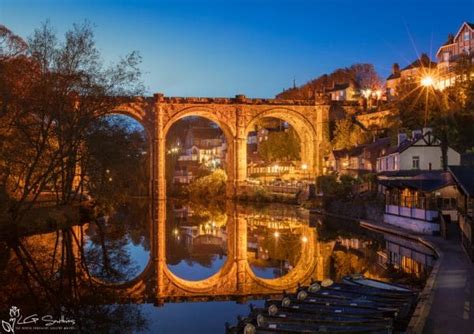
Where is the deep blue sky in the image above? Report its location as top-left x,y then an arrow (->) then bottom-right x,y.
1,0 -> 472,97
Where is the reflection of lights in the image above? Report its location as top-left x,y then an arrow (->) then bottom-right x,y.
421,76 -> 434,87
301,236 -> 308,243
108,177 -> 113,182
173,228 -> 179,236
273,231 -> 280,238
106,169 -> 110,174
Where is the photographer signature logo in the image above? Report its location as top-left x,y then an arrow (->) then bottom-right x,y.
2,306 -> 76,333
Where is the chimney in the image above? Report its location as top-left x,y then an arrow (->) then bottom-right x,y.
392,63 -> 400,75
422,127 -> 432,135
397,132 -> 407,147
420,53 -> 431,66
412,129 -> 422,139
447,33 -> 454,44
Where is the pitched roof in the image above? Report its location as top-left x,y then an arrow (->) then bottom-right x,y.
437,22 -> 474,56
326,83 -> 351,93
401,55 -> 437,71
449,165 -> 474,197
454,22 -> 474,42
386,72 -> 401,81
332,146 -> 365,159
378,171 -> 454,192
382,131 -> 434,156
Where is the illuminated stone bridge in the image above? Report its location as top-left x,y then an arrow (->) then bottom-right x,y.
112,94 -> 336,199
102,201 -> 336,304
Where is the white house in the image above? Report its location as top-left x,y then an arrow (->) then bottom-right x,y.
376,128 -> 461,172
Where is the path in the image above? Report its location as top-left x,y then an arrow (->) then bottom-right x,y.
359,220 -> 474,334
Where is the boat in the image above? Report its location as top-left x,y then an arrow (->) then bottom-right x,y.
277,294 -> 402,313
302,282 -> 417,302
237,319 -> 394,334
342,275 -> 414,293
248,306 -> 394,327
264,300 -> 395,318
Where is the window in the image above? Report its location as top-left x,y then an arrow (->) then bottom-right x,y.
412,156 -> 420,169
464,31 -> 470,41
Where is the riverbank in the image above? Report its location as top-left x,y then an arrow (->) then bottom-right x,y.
360,219 -> 474,334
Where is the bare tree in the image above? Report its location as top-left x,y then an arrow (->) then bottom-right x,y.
0,21 -> 143,226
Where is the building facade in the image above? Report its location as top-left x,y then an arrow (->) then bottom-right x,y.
436,22 -> 474,89
376,129 -> 461,173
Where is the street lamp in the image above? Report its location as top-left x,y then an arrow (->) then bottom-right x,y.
421,76 -> 434,87
301,163 -> 308,181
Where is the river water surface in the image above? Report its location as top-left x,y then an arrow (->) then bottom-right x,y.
0,200 -> 436,333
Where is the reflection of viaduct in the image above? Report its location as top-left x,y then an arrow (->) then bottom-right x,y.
113,94 -> 340,198
117,201 -> 335,304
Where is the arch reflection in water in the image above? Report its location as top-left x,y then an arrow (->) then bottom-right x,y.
245,205 -> 308,279
155,200 -> 321,303
166,201 -> 229,281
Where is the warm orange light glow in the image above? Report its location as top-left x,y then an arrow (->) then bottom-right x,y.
421,76 -> 434,87
362,89 -> 372,98
301,236 -> 308,243
273,231 -> 280,238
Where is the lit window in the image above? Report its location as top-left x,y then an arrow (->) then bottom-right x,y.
412,156 -> 420,169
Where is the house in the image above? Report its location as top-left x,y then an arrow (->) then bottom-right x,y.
326,82 -> 359,102
326,146 -> 366,177
178,127 -> 227,166
386,54 -> 437,99
380,171 -> 459,234
436,22 -> 474,89
247,161 -> 296,178
376,128 -> 461,173
173,160 -> 201,184
449,166 -> 474,259
325,137 -> 391,177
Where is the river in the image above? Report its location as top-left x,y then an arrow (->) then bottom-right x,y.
0,200 -> 435,333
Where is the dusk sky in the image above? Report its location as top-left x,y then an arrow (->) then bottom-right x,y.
1,0 -> 473,97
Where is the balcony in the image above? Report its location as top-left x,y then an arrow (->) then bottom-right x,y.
384,204 -> 440,234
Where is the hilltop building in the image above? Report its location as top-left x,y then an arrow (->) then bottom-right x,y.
436,22 -> 474,89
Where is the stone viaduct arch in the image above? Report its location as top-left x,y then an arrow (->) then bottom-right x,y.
111,93 -> 332,200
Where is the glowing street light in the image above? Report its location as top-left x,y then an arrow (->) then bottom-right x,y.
301,163 -> 308,170
301,236 -> 308,243
273,231 -> 280,238
362,89 -> 372,99
421,76 -> 434,87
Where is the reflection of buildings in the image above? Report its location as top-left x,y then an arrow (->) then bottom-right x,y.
180,223 -> 228,256
377,233 -> 435,277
